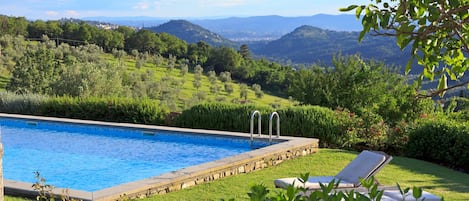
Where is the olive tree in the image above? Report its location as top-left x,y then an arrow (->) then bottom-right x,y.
341,0 -> 469,97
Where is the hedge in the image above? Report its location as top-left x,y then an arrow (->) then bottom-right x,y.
0,92 -> 169,125
173,103 -> 352,147
172,102 -> 273,132
39,96 -> 169,125
405,119 -> 469,171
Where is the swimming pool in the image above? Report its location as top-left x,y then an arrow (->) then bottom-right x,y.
1,117 -> 273,191
0,114 -> 319,200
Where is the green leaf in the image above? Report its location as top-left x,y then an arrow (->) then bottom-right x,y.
445,68 -> 457,80
418,17 -> 427,25
358,30 -> 367,42
412,186 -> 423,199
355,6 -> 365,19
340,5 -> 358,12
405,59 -> 413,75
397,35 -> 412,50
379,12 -> 391,28
298,172 -> 310,184
438,74 -> 448,97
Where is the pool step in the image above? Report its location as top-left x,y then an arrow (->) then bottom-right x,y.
26,121 -> 38,126
142,131 -> 156,136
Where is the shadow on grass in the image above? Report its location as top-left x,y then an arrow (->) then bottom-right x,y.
318,149 -> 468,196
385,155 -> 469,195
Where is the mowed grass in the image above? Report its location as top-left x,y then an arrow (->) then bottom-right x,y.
5,149 -> 468,201
142,149 -> 469,201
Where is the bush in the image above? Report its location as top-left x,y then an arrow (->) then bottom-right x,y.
39,96 -> 169,125
0,93 -> 169,125
0,91 -> 48,114
280,106 -> 353,147
288,55 -> 426,125
173,102 -> 273,133
444,97 -> 469,112
405,118 -> 469,171
173,103 -> 356,148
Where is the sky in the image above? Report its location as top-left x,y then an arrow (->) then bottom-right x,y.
0,0 -> 372,20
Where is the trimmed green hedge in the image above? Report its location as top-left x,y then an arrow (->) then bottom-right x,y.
0,92 -> 169,125
279,106 -> 351,147
40,96 -> 169,125
0,92 -> 47,115
173,103 -> 273,132
406,119 -> 469,171
173,103 -> 353,147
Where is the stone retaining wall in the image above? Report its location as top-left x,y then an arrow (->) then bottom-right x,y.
115,140 -> 319,200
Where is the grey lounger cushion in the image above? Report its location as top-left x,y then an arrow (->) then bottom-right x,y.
382,190 -> 441,201
274,150 -> 391,189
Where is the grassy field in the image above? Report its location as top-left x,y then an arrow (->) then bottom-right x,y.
5,149 -> 468,201
141,149 -> 469,201
0,53 -> 292,110
105,54 -> 293,110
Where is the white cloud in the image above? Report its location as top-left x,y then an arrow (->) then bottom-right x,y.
198,0 -> 246,7
134,1 -> 150,10
65,10 -> 80,17
46,11 -> 59,16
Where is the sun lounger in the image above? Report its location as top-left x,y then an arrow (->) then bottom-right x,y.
274,150 -> 392,189
381,190 -> 441,201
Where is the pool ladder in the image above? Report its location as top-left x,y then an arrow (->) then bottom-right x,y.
250,110 -> 280,144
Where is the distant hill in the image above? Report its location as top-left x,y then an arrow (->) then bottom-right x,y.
252,25 -> 412,71
146,20 -> 238,47
83,14 -> 361,41
192,14 -> 361,41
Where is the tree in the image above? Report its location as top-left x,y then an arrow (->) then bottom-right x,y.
27,20 -> 48,39
208,70 -> 217,84
240,84 -> 248,100
252,84 -> 264,98
126,30 -> 159,53
341,0 -> 469,97
194,64 -> 204,75
7,45 -> 62,94
159,32 -> 187,57
187,41 -> 210,65
180,63 -> 189,77
206,46 -> 242,73
193,65 -> 203,91
166,54 -> 177,72
288,55 -> 422,123
238,44 -> 251,60
219,71 -> 232,83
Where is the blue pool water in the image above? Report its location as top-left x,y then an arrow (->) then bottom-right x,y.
0,118 -> 270,191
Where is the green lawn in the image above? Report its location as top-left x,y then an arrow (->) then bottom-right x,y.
6,149 -> 468,201
142,149 -> 469,201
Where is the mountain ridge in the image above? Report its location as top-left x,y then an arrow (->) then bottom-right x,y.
146,19 -> 237,47
252,25 -> 412,70
83,14 -> 361,41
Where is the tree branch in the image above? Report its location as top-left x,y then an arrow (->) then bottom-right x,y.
417,80 -> 469,98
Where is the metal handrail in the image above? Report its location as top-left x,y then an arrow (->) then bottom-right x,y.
269,112 -> 280,143
250,110 -> 262,141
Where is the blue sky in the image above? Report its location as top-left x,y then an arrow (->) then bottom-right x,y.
0,0 -> 371,20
